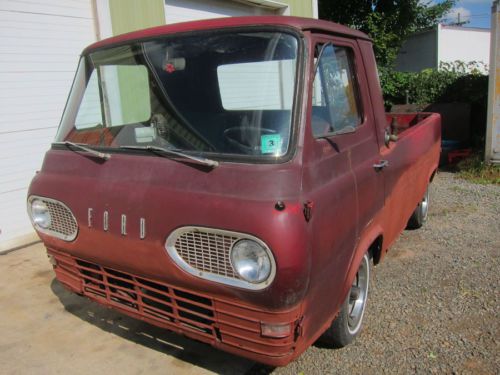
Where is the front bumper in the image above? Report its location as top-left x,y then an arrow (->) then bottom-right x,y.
47,247 -> 302,366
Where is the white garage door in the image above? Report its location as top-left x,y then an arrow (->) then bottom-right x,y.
0,0 -> 96,250
165,0 -> 278,24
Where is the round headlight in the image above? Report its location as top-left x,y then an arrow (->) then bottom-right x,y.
230,239 -> 271,284
31,199 -> 52,229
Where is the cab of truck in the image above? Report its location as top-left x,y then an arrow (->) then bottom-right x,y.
27,17 -> 440,366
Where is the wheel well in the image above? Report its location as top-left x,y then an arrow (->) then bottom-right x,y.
430,168 -> 437,182
369,235 -> 383,265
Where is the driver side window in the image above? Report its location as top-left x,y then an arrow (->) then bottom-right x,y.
312,44 -> 362,138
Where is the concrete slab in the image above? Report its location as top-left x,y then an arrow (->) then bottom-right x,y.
0,243 -> 256,375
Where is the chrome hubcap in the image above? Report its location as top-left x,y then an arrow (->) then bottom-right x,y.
347,254 -> 369,334
421,187 -> 429,220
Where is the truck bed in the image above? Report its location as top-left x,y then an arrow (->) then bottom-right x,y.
386,112 -> 438,136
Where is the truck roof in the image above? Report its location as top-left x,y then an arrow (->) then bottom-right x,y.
85,16 -> 371,53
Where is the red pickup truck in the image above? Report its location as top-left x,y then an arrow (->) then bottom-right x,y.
27,16 -> 440,366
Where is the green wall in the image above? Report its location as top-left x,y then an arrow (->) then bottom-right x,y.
108,0 -> 166,124
280,0 -> 314,18
109,0 -> 165,35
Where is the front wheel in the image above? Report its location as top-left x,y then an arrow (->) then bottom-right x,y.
407,185 -> 430,229
321,253 -> 370,348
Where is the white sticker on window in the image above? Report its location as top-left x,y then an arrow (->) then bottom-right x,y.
134,127 -> 156,143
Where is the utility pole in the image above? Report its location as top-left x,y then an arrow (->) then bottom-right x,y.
486,1 -> 500,163
452,12 -> 468,26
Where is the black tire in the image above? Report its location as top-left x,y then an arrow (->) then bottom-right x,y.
407,185 -> 430,229
320,253 -> 370,348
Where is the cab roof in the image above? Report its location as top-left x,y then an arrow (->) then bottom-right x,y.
85,16 -> 370,53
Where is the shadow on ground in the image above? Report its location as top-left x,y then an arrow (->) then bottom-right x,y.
50,278 -> 274,375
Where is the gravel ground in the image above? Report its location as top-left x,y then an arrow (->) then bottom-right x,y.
272,172 -> 500,375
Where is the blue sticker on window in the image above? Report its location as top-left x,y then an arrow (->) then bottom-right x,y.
261,134 -> 282,154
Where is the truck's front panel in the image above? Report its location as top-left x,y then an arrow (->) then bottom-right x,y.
28,26 -> 311,365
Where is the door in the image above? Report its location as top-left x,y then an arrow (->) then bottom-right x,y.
302,35 -> 384,335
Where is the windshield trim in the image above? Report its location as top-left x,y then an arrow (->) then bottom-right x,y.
54,26 -> 306,165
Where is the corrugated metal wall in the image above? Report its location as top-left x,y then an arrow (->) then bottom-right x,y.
0,0 -> 96,250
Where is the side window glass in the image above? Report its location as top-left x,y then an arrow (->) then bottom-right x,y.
312,44 -> 362,138
75,71 -> 102,129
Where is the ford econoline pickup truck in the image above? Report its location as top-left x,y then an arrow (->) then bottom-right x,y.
27,16 -> 440,366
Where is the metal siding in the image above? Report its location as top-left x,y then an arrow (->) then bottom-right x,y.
0,0 -> 96,247
164,0 -> 277,24
163,0 -> 314,22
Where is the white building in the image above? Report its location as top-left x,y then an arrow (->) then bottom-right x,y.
0,0 -> 318,252
396,24 -> 491,73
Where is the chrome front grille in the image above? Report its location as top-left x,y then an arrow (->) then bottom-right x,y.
28,196 -> 78,241
45,200 -> 78,238
165,226 -> 274,290
175,230 -> 238,278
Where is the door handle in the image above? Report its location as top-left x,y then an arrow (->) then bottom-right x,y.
373,160 -> 389,171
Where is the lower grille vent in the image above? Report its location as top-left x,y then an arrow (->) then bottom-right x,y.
49,249 -> 299,360
75,259 -> 215,336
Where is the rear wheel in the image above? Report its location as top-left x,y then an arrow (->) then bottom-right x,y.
321,253 -> 370,348
407,185 -> 430,229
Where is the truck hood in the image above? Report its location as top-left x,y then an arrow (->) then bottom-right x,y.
28,149 -> 310,308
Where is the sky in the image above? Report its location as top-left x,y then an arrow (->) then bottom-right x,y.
434,0 -> 493,28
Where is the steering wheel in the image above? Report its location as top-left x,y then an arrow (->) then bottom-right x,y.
223,126 -> 277,154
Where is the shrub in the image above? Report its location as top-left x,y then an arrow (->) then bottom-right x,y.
380,61 -> 489,109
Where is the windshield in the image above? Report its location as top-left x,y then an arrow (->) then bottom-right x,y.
56,31 -> 299,160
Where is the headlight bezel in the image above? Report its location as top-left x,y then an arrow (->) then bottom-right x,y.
27,195 -> 78,241
165,226 -> 276,290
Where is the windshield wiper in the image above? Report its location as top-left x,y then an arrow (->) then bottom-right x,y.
53,141 -> 111,160
120,145 -> 219,168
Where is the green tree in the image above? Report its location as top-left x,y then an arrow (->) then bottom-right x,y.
319,0 -> 455,67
